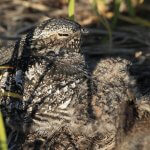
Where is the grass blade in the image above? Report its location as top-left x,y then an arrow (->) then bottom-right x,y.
0,111 -> 8,150
68,0 -> 75,20
126,0 -> 136,16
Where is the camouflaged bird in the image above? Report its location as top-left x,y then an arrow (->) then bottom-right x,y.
0,18 -> 96,149
1,18 -> 150,150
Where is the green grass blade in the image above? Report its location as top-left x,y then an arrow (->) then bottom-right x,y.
126,0 -> 136,16
112,0 -> 121,28
68,0 -> 75,20
0,111 -> 8,150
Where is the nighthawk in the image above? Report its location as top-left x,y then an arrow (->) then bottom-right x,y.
0,18 -> 150,150
0,18 -> 93,149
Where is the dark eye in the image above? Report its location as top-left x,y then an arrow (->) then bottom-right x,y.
47,51 -> 56,56
58,33 -> 69,36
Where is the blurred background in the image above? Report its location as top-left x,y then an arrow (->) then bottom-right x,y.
0,0 -> 150,53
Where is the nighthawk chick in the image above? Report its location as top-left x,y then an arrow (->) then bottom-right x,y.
116,119 -> 150,150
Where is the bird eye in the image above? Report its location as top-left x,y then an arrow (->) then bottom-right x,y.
58,33 -> 69,36
48,51 -> 56,56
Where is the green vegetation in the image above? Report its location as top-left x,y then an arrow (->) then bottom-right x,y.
0,111 -> 7,150
67,0 -> 150,28
68,0 -> 75,20
112,0 -> 122,28
67,0 -> 150,45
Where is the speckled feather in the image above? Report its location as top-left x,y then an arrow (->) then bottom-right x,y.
0,18 -> 91,149
1,18 -> 150,150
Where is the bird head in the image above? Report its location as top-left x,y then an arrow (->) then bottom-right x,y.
30,18 -> 85,57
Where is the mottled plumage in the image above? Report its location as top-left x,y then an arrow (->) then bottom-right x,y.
0,18 -> 90,149
0,18 -> 150,150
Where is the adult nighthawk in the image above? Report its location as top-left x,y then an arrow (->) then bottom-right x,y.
0,18 -> 94,149
0,18 -> 150,150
